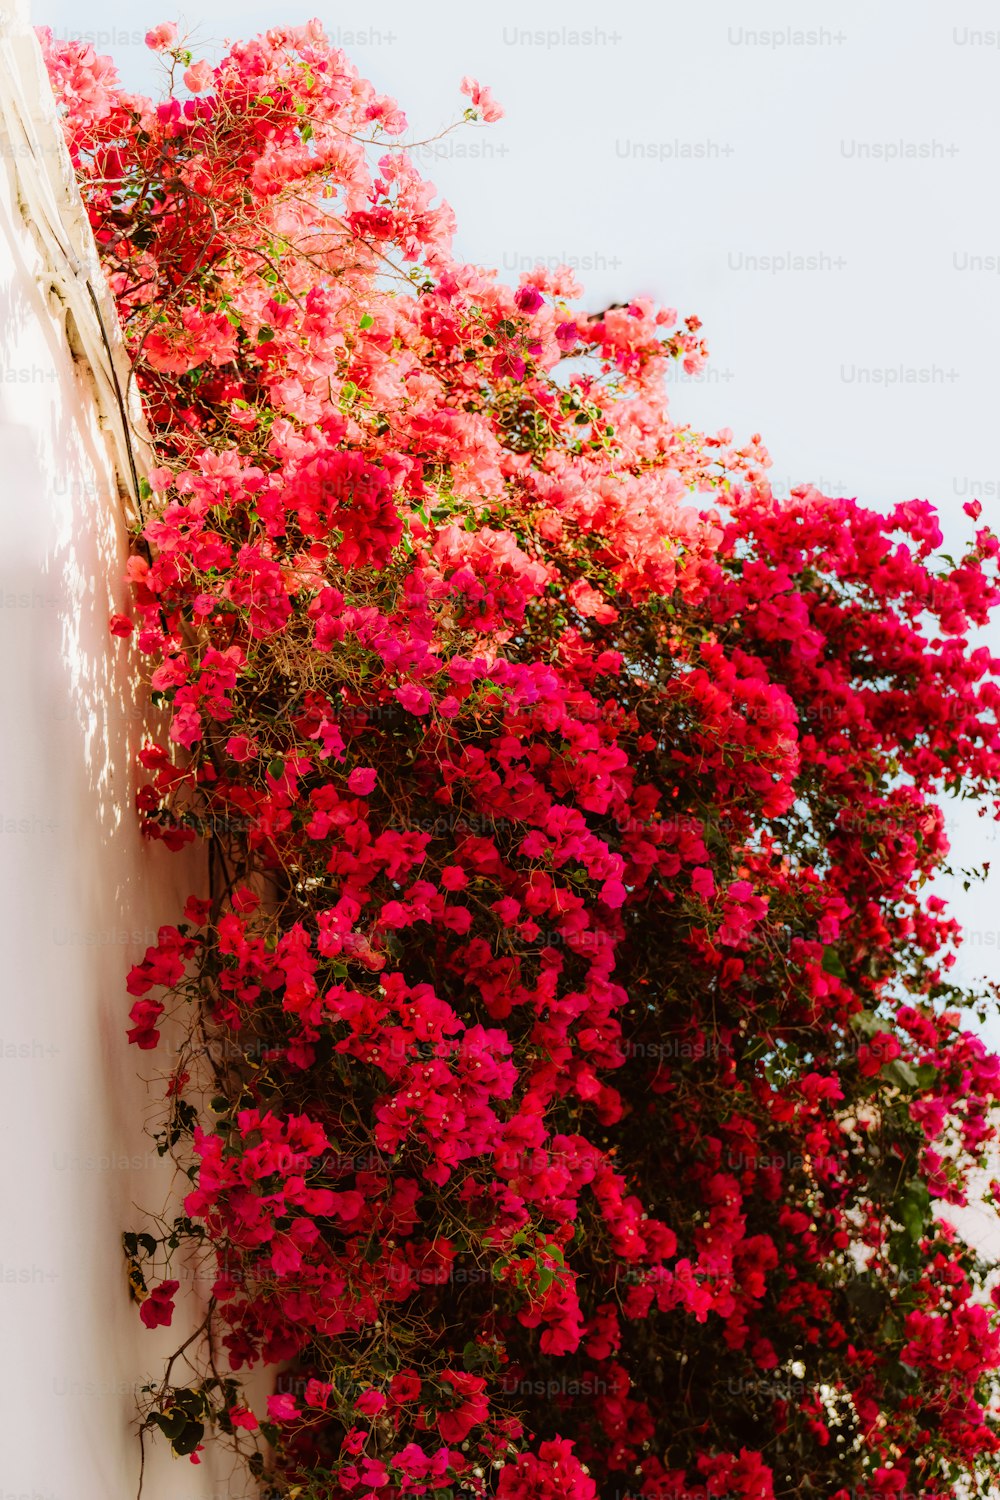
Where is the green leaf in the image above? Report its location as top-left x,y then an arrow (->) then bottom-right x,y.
257,326 -> 275,342
150,1409 -> 188,1443
897,1180 -> 931,1242
844,1277 -> 881,1318
359,313 -> 374,331
463,1339 -> 488,1370
884,1058 -> 918,1091
171,1419 -> 205,1456
821,946 -> 847,978
173,1387 -> 208,1417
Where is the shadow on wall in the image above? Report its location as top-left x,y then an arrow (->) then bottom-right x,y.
0,108 -> 250,1500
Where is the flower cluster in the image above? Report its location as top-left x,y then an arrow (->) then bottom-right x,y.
44,17 -> 1000,1498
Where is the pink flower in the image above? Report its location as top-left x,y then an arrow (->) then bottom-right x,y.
139,1280 -> 179,1329
491,349 -> 525,382
355,1388 -> 387,1416
183,60 -> 213,93
266,1393 -> 299,1421
460,75 -> 504,121
347,767 -> 378,795
514,285 -> 544,315
555,320 -> 579,350
109,613 -> 133,637
567,578 -> 618,623
225,734 -> 258,762
145,22 -> 178,51
395,682 -> 432,714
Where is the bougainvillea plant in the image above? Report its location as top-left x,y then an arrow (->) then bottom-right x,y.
43,17 -> 1000,1498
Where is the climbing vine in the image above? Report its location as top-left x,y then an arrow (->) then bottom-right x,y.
45,18 -> 1000,1498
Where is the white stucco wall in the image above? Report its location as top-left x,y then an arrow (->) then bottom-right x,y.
0,10 -> 226,1499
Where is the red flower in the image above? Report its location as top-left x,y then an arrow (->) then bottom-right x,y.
126,998 -> 164,1050
437,1370 -> 488,1442
390,1371 -> 422,1403
139,1280 -> 178,1329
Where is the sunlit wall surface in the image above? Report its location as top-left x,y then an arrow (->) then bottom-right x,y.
0,11 -> 219,1497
